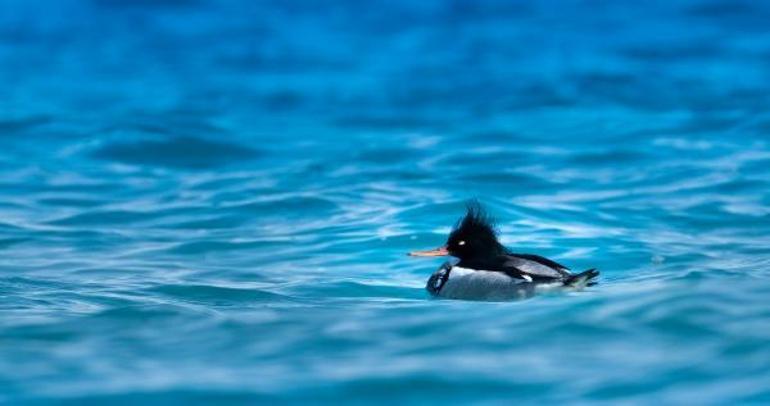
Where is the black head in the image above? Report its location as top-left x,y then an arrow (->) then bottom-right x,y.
445,202 -> 504,259
409,202 -> 505,261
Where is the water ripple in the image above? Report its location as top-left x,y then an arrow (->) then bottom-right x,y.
2,0 -> 770,403
91,136 -> 260,169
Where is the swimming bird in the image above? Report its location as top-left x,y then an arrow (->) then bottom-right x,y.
409,203 -> 598,300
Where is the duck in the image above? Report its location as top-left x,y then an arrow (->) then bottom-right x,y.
409,202 -> 598,300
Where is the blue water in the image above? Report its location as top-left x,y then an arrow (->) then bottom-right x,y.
2,0 -> 770,403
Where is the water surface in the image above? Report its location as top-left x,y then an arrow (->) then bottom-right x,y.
1,0 -> 770,403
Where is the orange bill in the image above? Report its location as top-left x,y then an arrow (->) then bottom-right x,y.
408,246 -> 449,257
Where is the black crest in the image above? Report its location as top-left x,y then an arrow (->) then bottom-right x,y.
454,201 -> 496,237
446,201 -> 505,259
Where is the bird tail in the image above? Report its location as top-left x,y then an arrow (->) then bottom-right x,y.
564,269 -> 599,288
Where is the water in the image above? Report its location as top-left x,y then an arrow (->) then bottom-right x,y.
2,0 -> 770,403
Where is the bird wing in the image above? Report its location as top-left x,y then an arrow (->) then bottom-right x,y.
502,253 -> 571,280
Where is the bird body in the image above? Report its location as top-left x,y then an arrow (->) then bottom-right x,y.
410,203 -> 598,300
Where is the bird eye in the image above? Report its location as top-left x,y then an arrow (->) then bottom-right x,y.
458,240 -> 466,246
